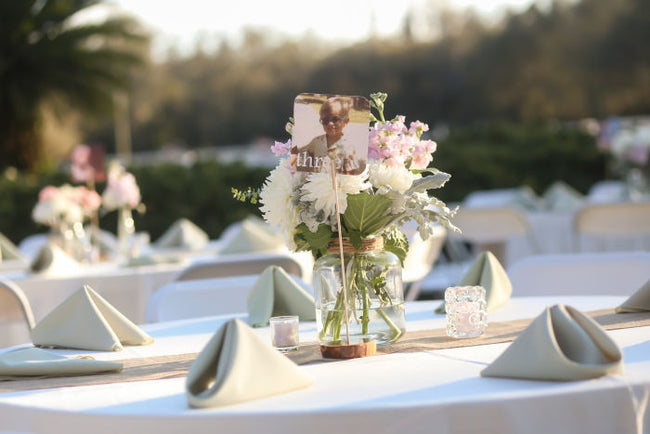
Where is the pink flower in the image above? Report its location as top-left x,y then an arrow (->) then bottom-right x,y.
70,144 -> 94,183
39,185 -> 59,202
411,151 -> 433,170
102,162 -> 142,210
421,139 -> 438,154
409,121 -> 429,137
78,187 -> 102,213
271,139 -> 292,156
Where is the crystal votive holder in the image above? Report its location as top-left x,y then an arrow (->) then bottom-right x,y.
445,286 -> 487,339
269,315 -> 299,352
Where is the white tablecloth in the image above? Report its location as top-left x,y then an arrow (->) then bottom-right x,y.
2,261 -> 187,326
0,296 -> 647,434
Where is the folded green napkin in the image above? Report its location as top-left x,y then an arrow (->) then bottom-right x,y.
247,266 -> 316,327
0,233 -> 24,262
219,218 -> 284,255
542,181 -> 584,212
435,251 -> 512,314
186,318 -> 313,408
153,218 -> 209,250
616,279 -> 650,313
0,347 -> 122,379
29,243 -> 79,275
31,285 -> 154,351
481,304 -> 623,381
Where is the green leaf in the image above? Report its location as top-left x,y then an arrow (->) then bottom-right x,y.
407,172 -> 451,193
383,229 -> 409,266
293,223 -> 334,257
343,192 -> 394,237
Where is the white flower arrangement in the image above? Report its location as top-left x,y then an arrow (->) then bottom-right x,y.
248,92 -> 459,263
32,184 -> 101,227
101,161 -> 142,211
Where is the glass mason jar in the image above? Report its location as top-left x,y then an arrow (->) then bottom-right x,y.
117,207 -> 136,260
313,237 -> 406,345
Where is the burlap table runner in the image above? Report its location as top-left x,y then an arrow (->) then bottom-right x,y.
2,309 -> 648,393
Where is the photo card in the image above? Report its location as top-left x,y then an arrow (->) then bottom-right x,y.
291,93 -> 369,175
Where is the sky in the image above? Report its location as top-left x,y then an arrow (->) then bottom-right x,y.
94,0 -> 547,60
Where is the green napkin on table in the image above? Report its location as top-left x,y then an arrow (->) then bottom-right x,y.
542,181 -> 584,213
481,304 -> 623,381
186,318 -> 313,408
435,251 -> 512,314
247,266 -> 316,327
616,279 -> 650,313
31,285 -> 154,351
0,347 -> 122,379
153,218 -> 209,250
219,218 -> 284,255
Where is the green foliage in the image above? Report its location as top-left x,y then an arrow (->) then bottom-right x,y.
293,223 -> 334,258
434,122 -> 607,203
383,228 -> 409,266
342,193 -> 394,247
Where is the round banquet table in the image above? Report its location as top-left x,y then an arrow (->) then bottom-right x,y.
0,296 -> 648,434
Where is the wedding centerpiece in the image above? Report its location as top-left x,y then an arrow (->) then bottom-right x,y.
101,161 -> 144,258
598,118 -> 650,200
237,92 -> 458,346
32,184 -> 101,259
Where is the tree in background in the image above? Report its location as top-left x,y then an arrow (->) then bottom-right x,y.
0,0 -> 148,171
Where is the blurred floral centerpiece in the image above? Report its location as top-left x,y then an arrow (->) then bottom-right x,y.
32,184 -> 101,258
598,117 -> 650,199
102,161 -> 144,258
238,92 -> 458,345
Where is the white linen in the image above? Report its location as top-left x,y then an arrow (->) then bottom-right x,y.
0,296 -> 648,434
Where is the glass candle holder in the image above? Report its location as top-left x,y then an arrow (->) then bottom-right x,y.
445,286 -> 487,338
269,316 -> 299,352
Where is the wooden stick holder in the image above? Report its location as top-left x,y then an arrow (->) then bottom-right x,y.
320,340 -> 377,359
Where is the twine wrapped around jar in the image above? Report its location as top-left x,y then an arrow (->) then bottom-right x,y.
327,237 -> 384,254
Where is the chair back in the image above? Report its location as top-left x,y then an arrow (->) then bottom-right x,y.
146,273 -> 312,323
402,225 -> 447,301
452,207 -> 531,244
176,253 -> 304,282
507,251 -> 650,297
450,206 -> 538,266
573,202 -> 650,250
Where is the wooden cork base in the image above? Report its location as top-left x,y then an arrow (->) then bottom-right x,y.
320,340 -> 377,359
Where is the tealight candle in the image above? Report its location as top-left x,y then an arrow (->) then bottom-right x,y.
269,316 -> 299,352
445,286 -> 487,338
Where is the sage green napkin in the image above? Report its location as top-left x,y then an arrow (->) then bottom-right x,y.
481,304 -> 623,381
31,285 -> 154,351
616,280 -> 650,313
0,233 -> 24,262
29,243 -> 79,275
186,318 -> 313,408
247,266 -> 316,327
153,218 -> 209,251
435,251 -> 512,314
0,347 -> 122,379
219,218 -> 284,255
542,181 -> 584,213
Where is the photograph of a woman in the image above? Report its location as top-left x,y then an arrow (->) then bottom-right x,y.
291,93 -> 369,175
